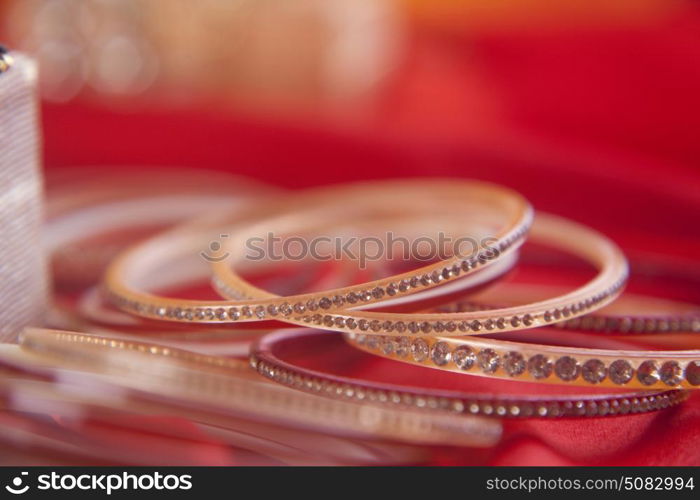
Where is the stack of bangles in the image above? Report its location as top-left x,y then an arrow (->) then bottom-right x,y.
30,178 -> 700,443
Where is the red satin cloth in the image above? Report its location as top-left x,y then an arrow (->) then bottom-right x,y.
40,6 -> 700,465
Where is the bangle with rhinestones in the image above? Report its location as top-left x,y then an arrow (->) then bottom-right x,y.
345,327 -> 700,389
439,274 -> 699,335
104,179 -> 532,324
251,329 -> 689,418
214,212 -> 629,336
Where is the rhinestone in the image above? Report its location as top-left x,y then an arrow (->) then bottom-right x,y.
323,315 -> 334,327
345,318 -> 357,329
619,399 -> 631,414
445,321 -> 457,332
585,401 -> 598,416
430,342 -> 451,366
215,308 -> 227,320
477,348 -> 499,373
332,295 -> 345,307
279,303 -> 293,316
293,303 -> 306,314
442,268 -> 452,280
582,359 -> 606,384
386,284 -> 398,296
382,320 -> 393,332
522,314 -> 534,326
345,292 -> 359,304
420,322 -> 432,334
659,361 -> 682,386
306,299 -> 319,311
458,321 -> 470,332
267,304 -> 278,316
409,277 -> 420,288
520,404 -> 534,417
549,403 -> 561,417
394,322 -> 406,333
228,307 -> 240,320
433,322 -> 445,333
411,339 -> 429,362
503,351 -> 526,376
470,320 -> 482,331
365,335 -> 379,349
318,297 -> 332,309
452,346 -> 476,370
358,319 -> 369,331
685,361 -> 700,386
407,322 -> 419,334
528,354 -> 553,379
554,356 -> 580,381
636,361 -> 659,386
241,306 -> 253,317
420,274 -> 432,286
609,400 -> 620,415
484,319 -> 495,330
311,314 -> 322,324
395,337 -> 410,357
194,308 -> 205,320
398,280 -> 410,292
370,320 -> 382,332
496,318 -> 506,329
461,260 -> 473,272
360,290 -> 373,301
609,360 -> 633,385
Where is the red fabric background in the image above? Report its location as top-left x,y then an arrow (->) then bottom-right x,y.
38,5 -> 700,465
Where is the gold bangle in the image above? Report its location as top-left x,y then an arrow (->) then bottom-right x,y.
104,179 -> 532,324
214,212 -> 629,336
443,283 -> 700,335
345,326 -> 700,389
252,329 -> 689,418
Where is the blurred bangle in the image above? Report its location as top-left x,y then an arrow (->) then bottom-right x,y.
252,329 -> 689,418
16,328 -> 501,447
